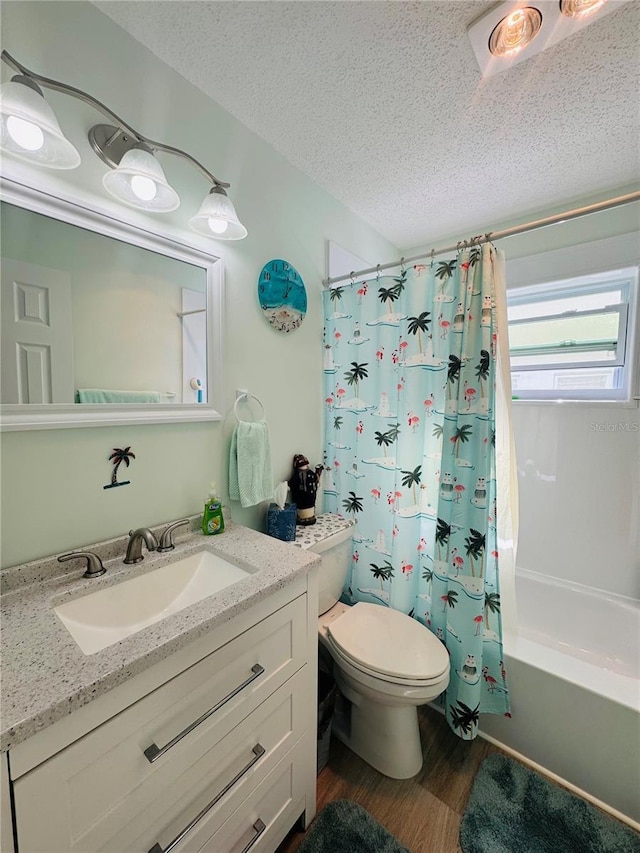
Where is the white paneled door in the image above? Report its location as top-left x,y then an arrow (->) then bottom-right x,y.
1,259 -> 74,404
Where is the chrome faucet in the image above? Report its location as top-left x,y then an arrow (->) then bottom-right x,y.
124,528 -> 159,564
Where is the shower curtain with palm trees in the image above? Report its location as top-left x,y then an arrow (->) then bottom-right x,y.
322,244 -> 511,739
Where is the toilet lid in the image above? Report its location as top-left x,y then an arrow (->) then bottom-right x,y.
327,602 -> 449,681
328,640 -> 449,687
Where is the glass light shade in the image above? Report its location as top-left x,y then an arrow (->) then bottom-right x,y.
489,7 -> 543,57
0,78 -> 81,169
102,147 -> 180,212
189,187 -> 247,240
560,0 -> 607,17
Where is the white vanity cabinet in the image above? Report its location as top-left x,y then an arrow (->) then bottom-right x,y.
5,575 -> 318,853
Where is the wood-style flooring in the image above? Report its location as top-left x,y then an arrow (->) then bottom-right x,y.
277,706 -> 505,853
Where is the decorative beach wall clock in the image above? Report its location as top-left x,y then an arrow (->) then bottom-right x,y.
258,259 -> 307,333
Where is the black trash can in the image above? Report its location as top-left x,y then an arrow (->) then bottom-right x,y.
317,669 -> 336,774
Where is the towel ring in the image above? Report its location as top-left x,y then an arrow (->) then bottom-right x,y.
234,393 -> 265,423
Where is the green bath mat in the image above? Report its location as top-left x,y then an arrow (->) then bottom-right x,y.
298,799 -> 410,853
460,754 -> 640,853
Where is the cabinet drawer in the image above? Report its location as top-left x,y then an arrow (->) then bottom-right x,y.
13,598 -> 307,853
183,743 -> 307,853
108,670 -> 309,853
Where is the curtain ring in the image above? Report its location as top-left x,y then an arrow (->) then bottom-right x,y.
430,248 -> 435,268
350,271 -> 355,285
400,257 -> 405,274
376,264 -> 381,282
456,241 -> 462,254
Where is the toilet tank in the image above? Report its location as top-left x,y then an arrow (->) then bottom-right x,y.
293,514 -> 354,615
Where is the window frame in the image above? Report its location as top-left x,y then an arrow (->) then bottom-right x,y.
507,267 -> 639,404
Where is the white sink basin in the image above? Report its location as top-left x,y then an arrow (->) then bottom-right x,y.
54,550 -> 252,655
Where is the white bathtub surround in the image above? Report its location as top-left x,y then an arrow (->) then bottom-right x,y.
515,567 -> 638,682
478,567 -> 640,824
511,397 -> 640,600
487,230 -> 640,827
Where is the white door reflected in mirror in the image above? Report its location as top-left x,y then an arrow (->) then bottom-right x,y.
1,258 -> 74,403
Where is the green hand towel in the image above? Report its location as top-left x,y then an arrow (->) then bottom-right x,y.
77,389 -> 162,403
229,421 -> 274,508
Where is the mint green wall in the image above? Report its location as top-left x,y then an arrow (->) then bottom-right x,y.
0,1 -> 398,568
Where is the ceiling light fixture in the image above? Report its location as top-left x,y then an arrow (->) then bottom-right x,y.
467,0 -> 627,77
489,8 -> 543,57
0,51 -> 247,239
560,0 -> 608,18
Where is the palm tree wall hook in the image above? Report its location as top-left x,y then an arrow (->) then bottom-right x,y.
104,446 -> 135,489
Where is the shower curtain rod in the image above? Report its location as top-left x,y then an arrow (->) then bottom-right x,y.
323,190 -> 640,287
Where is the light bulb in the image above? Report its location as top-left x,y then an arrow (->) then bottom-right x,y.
560,0 -> 607,17
6,115 -> 45,151
130,174 -> 158,202
208,217 -> 229,235
489,6 -> 542,57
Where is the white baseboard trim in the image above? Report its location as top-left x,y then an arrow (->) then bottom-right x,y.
477,727 -> 640,833
424,703 -> 639,832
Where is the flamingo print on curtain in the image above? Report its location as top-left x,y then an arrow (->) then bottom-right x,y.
322,244 -> 510,739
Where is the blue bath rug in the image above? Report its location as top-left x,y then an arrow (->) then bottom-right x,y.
460,754 -> 640,853
298,799 -> 410,853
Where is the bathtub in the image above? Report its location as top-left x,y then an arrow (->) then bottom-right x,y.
479,567 -> 640,826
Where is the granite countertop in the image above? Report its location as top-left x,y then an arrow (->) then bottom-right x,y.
0,520 -> 320,752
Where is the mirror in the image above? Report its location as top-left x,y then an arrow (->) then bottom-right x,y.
0,179 -> 223,430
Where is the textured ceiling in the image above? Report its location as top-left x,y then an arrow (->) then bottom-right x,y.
94,1 -> 639,249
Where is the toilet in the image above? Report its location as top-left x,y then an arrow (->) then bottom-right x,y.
294,513 -> 450,779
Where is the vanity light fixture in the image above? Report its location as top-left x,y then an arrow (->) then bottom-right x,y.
467,0 -> 626,77
0,74 -> 80,168
189,186 -> 248,240
0,51 -> 247,239
91,128 -> 180,213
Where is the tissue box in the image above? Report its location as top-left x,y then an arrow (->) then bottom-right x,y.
266,502 -> 297,542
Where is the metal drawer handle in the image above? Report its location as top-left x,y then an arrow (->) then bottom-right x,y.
144,663 -> 265,763
148,744 -> 266,853
241,819 -> 267,853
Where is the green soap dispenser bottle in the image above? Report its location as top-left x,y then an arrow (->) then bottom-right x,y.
202,483 -> 225,535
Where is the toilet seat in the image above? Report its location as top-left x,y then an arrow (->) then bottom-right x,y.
327,601 -> 449,684
327,639 -> 449,688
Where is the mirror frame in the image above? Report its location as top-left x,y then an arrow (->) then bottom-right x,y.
0,178 -> 224,430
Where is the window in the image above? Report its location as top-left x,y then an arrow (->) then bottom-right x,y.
507,267 -> 638,402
